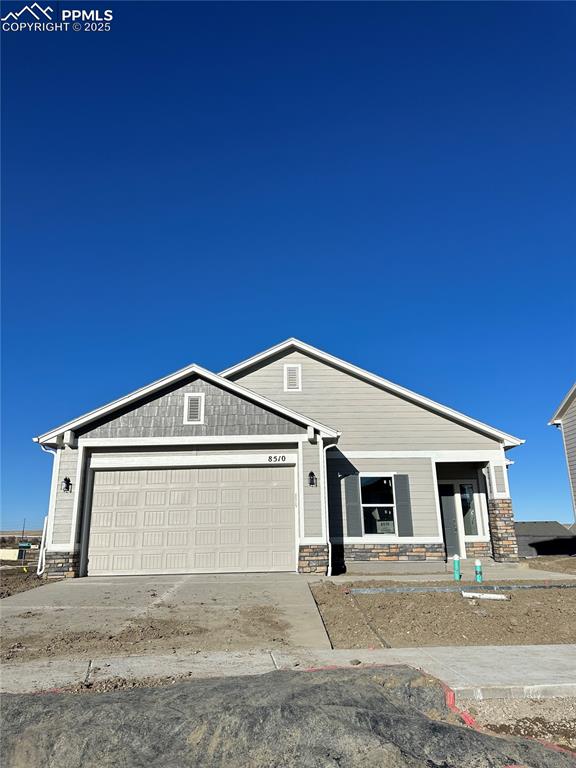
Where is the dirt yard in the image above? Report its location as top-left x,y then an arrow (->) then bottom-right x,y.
0,569 -> 48,599
528,556 -> 576,575
1,605 -> 290,662
468,697 -> 576,751
310,581 -> 576,647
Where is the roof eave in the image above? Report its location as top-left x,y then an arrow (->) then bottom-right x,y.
34,362 -> 339,444
221,338 -> 525,449
550,382 -> 576,423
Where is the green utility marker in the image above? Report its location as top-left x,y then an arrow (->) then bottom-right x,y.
475,559 -> 483,583
452,554 -> 461,581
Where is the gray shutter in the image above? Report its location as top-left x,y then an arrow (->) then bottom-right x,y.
394,474 -> 414,537
344,474 -> 363,537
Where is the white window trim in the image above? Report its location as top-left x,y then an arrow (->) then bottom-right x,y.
283,363 -> 302,392
183,392 -> 205,425
358,472 -> 398,538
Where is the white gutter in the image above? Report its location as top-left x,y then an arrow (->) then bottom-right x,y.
37,444 -> 56,576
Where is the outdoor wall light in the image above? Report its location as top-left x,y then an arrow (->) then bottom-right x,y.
308,472 -> 317,487
61,477 -> 72,493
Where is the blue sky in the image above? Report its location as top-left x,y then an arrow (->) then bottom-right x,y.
2,1 -> 575,530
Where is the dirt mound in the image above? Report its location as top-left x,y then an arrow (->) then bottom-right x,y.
2,667 -> 573,767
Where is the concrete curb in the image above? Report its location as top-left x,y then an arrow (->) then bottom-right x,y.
3,644 -> 576,704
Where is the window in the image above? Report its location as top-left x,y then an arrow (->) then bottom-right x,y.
460,483 -> 479,536
284,364 -> 302,392
183,393 -> 205,425
360,475 -> 396,535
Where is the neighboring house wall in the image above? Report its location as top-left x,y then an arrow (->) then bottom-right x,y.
79,377 -> 304,439
230,350 -> 502,451
560,396 -> 576,514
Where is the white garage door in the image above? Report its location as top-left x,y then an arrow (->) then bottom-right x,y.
87,465 -> 296,575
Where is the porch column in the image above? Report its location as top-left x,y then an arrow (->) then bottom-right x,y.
486,463 -> 519,562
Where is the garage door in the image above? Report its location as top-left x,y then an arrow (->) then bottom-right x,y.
87,466 -> 296,575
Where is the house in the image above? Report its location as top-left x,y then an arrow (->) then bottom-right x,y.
34,339 -> 523,578
514,521 -> 575,558
549,382 -> 576,519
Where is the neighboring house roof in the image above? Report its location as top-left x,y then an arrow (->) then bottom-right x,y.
221,338 -> 524,448
33,364 -> 340,444
550,382 -> 576,424
515,521 -> 574,538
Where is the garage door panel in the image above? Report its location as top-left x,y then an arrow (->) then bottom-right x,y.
197,488 -> 218,505
88,465 -> 296,575
167,509 -> 188,526
142,530 -> 164,547
220,528 -> 241,545
167,530 -> 188,546
117,491 -> 139,507
169,489 -> 190,505
115,511 -> 137,527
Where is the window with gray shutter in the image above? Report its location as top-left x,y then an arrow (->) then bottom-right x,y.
284,364 -> 302,392
183,393 -> 205,424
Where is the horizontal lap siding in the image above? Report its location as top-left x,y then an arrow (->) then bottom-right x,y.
561,398 -> 576,512
302,441 -> 322,538
51,446 -> 79,546
232,351 -> 501,451
328,457 -> 439,537
78,377 -> 305,439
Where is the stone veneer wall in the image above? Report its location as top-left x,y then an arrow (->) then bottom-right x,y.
298,545 -> 328,573
342,544 -> 446,562
45,551 -> 80,578
465,541 -> 493,559
487,499 -> 519,562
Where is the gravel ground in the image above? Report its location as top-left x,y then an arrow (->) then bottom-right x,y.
311,581 -> 576,647
466,697 -> 576,751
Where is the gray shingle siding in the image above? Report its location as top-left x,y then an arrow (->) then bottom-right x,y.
230,350 -> 502,451
78,377 -> 305,439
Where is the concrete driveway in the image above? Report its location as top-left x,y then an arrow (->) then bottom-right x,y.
0,574 -> 330,662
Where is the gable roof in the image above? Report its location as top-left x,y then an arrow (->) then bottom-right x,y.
221,338 -> 524,449
550,382 -> 576,424
34,363 -> 340,444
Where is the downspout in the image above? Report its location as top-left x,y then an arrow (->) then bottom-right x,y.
320,437 -> 339,577
37,444 -> 56,576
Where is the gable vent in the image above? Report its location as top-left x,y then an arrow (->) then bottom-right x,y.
183,393 -> 205,425
284,364 -> 302,392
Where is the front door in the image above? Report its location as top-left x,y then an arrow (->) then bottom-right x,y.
438,479 -> 481,559
438,484 -> 462,557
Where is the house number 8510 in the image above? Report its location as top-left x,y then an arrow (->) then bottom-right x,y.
268,455 -> 286,463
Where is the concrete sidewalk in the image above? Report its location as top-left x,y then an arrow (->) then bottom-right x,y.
3,644 -> 575,704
